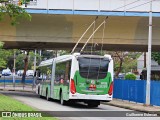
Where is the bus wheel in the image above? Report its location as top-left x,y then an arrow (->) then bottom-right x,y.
87,101 -> 100,108
38,87 -> 40,94
88,103 -> 99,108
60,92 -> 66,105
46,89 -> 50,101
38,87 -> 42,98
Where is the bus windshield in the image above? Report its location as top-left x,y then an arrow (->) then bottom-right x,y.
78,57 -> 110,79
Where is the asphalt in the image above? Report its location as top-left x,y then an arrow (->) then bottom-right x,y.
0,88 -> 160,117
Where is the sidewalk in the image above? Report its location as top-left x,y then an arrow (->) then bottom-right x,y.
104,99 -> 160,115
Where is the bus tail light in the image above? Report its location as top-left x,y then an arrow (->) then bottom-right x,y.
70,79 -> 76,94
108,82 -> 113,96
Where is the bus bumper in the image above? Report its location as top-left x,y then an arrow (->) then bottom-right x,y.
69,93 -> 112,101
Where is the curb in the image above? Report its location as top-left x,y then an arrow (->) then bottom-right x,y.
0,89 -> 35,93
102,102 -> 160,116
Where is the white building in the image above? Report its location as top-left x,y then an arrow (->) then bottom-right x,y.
137,53 -> 160,74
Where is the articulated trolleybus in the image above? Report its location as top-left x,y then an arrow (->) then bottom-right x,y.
36,53 -> 113,107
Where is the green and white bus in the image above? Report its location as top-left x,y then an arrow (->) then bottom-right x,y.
36,53 -> 113,107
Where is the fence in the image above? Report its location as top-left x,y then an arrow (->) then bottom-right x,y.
0,76 -> 35,91
113,79 -> 160,106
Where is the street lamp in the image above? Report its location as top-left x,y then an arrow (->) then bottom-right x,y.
146,1 -> 152,105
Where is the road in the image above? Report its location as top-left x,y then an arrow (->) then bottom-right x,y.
0,91 -> 159,120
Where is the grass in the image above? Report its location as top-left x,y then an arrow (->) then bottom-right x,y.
0,94 -> 57,120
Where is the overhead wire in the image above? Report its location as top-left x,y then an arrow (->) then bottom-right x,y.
124,0 -> 154,11
86,21 -> 96,81
110,0 -> 158,13
79,0 -> 157,52
96,21 -> 106,80
79,0 -> 156,80
111,0 -> 141,11
80,17 -> 109,52
97,0 -> 157,53
71,16 -> 98,54
72,0 -> 141,53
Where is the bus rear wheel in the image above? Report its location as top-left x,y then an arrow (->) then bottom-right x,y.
88,104 -> 99,108
87,101 -> 100,108
38,87 -> 40,94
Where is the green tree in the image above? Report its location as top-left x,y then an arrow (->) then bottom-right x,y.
152,52 -> 160,65
0,1 -> 31,73
125,74 -> 136,80
122,56 -> 137,73
41,50 -> 70,61
0,48 -> 40,71
16,51 -> 40,71
16,53 -> 25,70
107,51 -> 141,78
0,42 -> 3,48
0,42 -> 5,69
0,46 -> 14,70
0,0 -> 31,25
41,50 -> 55,60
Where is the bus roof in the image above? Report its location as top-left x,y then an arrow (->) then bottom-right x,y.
38,54 -> 73,67
39,58 -> 54,67
38,53 -> 112,67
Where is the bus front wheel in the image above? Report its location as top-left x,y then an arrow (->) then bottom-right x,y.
38,87 -> 42,98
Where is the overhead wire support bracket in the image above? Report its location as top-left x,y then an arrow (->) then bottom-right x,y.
80,16 -> 109,53
71,16 -> 98,54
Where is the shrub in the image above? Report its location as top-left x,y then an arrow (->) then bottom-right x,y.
125,74 -> 136,80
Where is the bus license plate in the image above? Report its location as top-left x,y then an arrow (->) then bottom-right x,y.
89,88 -> 95,91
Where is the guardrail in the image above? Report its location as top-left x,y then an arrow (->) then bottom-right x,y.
0,76 -> 35,91
113,79 -> 160,106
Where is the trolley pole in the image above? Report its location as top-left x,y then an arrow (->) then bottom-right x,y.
146,1 -> 152,105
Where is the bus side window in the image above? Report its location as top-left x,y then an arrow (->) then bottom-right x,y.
68,62 -> 71,80
55,62 -> 71,84
55,63 -> 65,82
64,61 -> 71,84
42,73 -> 45,81
37,71 -> 42,81
65,62 -> 69,80
47,65 -> 52,81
